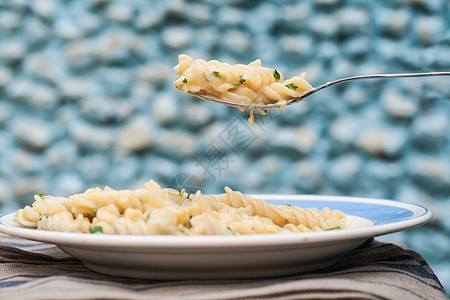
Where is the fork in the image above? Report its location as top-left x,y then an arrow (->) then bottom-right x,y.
186,72 -> 450,110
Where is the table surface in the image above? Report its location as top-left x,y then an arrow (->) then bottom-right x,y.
0,233 -> 447,300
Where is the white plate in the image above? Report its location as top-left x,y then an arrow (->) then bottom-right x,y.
0,195 -> 431,280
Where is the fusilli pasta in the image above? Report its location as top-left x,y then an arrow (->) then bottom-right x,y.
173,54 -> 313,125
14,180 -> 347,235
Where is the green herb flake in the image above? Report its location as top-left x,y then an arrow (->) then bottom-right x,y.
285,83 -> 298,90
38,213 -> 48,221
213,71 -> 221,78
182,78 -> 187,83
89,226 -> 104,234
39,193 -> 45,199
178,186 -> 182,196
232,83 -> 240,86
284,203 -> 292,207
227,226 -> 239,235
325,226 -> 342,231
239,75 -> 246,84
273,69 -> 280,80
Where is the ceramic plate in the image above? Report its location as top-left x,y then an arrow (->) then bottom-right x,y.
0,195 -> 431,280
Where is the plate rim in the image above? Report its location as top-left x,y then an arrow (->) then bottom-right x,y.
0,194 -> 431,248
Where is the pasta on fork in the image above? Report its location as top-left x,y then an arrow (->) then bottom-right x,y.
173,54 -> 313,125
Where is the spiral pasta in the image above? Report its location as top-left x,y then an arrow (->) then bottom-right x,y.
14,180 -> 347,235
173,54 -> 313,125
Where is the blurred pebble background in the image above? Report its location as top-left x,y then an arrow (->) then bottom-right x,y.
0,0 -> 449,291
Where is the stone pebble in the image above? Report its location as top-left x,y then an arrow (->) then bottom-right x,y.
69,120 -> 115,151
156,129 -> 198,159
329,117 -> 360,148
413,16 -> 445,46
0,39 -> 27,63
357,127 -> 407,158
12,150 -> 46,174
161,26 -> 192,50
52,171 -> 85,197
76,154 -> 110,183
292,159 -> 324,193
14,176 -> 47,205
12,117 -> 54,152
328,154 -> 363,191
269,127 -> 318,156
45,140 -> 79,171
117,117 -> 155,153
134,9 -> 164,31
151,92 -> 180,126
183,103 -> 214,130
97,30 -> 143,64
80,96 -> 134,124
411,113 -> 448,150
0,10 -> 22,33
375,8 -> 410,36
136,61 -> 173,86
408,156 -> 450,193
280,34 -> 314,60
380,89 -> 418,119
54,18 -> 83,41
221,30 -> 251,57
105,3 -> 135,24
23,18 -> 49,47
336,7 -> 370,35
217,7 -> 245,27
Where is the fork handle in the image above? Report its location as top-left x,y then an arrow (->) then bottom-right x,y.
291,71 -> 450,105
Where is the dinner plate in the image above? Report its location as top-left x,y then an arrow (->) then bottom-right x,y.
0,195 -> 431,280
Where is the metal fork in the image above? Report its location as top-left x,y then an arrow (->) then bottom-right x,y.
186,72 -> 450,110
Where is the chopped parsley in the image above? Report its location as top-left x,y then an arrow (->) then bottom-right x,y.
38,213 -> 48,221
284,203 -> 292,207
89,226 -> 104,234
39,194 -> 45,199
178,186 -> 183,196
227,226 -> 239,235
239,75 -> 246,84
213,71 -> 221,78
182,78 -> 187,83
285,83 -> 298,90
273,69 -> 280,80
325,226 -> 342,231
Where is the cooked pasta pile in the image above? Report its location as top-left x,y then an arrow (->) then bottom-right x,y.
173,54 -> 313,125
15,180 -> 347,235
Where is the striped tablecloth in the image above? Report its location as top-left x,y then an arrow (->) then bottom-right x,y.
0,233 -> 447,300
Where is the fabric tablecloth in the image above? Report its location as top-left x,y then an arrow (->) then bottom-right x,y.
0,233 -> 447,300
